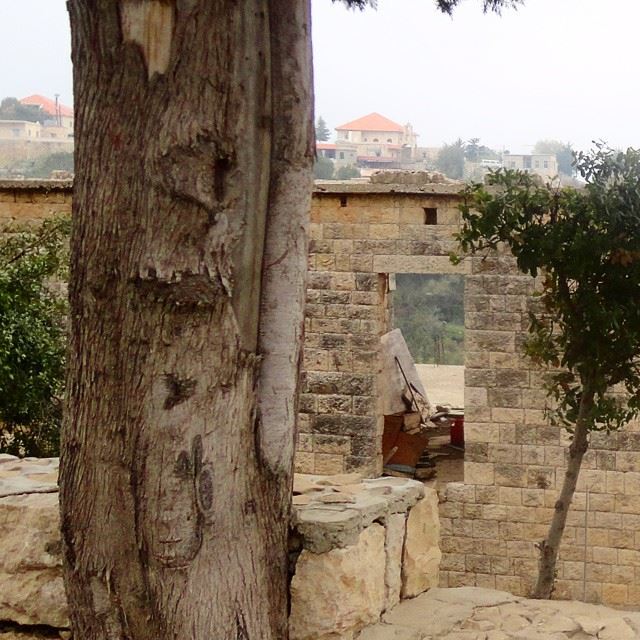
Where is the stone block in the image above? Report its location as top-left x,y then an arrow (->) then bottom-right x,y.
313,414 -> 376,437
317,394 -> 352,414
464,462 -> 494,485
373,254 -> 469,275
495,464 -> 527,488
297,433 -> 313,453
314,453 -> 344,475
295,453 -> 315,474
401,489 -> 441,598
384,513 -> 406,611
0,493 -> 68,628
465,423 -> 499,444
289,524 -> 386,640
314,434 -> 351,455
369,224 -> 400,240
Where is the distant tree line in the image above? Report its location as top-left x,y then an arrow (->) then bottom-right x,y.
0,97 -> 46,123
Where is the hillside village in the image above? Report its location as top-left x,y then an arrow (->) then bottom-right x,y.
0,95 -> 74,179
314,111 -> 569,183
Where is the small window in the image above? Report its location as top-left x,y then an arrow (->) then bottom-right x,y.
364,138 -> 368,142
424,207 -> 437,225
534,160 -> 540,168
387,138 -> 393,143
339,152 -> 344,159
340,196 -> 348,207
544,160 -> 549,168
373,138 -> 379,142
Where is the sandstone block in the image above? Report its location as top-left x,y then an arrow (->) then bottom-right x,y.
401,489 -> 441,598
384,514 -> 405,611
0,493 -> 68,628
289,524 -> 386,640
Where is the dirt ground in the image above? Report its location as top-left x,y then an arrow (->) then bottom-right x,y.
415,364 -> 464,409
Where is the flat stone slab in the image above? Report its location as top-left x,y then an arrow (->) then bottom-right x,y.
363,587 -> 640,639
292,474 -> 425,553
0,456 -> 58,498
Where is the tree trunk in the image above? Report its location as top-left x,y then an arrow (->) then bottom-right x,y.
59,2 -> 313,638
532,387 -> 595,599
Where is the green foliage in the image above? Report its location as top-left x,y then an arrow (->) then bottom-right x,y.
335,165 -> 360,180
437,138 -> 499,179
533,140 -> 575,176
0,97 -> 45,123
315,116 -> 331,142
394,274 -> 464,365
436,138 -> 465,179
22,152 -> 74,179
314,155 -> 335,180
0,216 -> 70,457
464,138 -> 499,162
455,145 -> 640,432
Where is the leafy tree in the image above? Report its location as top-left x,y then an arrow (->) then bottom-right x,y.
335,164 -> 360,180
436,138 -> 465,179
314,155 -> 335,179
394,274 -> 464,364
0,215 -> 69,457
464,138 -> 499,163
533,139 -> 575,176
315,115 -> 331,142
0,97 -> 45,123
62,0 -> 522,637
454,145 -> 640,599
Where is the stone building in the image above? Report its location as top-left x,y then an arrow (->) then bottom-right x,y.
335,112 -> 419,170
3,178 -> 640,608
299,175 -> 640,608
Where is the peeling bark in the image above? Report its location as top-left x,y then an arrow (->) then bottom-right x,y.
532,387 -> 595,599
60,1 -> 313,638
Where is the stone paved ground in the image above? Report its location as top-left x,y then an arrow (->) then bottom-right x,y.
359,587 -> 640,639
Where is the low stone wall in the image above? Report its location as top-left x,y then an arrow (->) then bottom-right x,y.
290,473 -> 440,640
0,455 -> 67,639
0,457 -> 441,640
0,180 -> 71,225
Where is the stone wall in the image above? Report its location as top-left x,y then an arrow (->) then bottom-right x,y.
439,257 -> 640,608
0,457 -> 441,640
6,179 -> 640,607
299,182 -> 467,476
0,180 -> 72,225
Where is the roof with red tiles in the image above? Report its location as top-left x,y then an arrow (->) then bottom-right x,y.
20,95 -> 73,118
336,112 -> 404,133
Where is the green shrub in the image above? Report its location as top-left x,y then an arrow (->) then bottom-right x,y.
0,215 -> 70,457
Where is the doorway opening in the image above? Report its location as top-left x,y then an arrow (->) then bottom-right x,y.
392,273 -> 465,484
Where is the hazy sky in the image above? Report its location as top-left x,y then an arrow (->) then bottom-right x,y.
2,1 -> 640,154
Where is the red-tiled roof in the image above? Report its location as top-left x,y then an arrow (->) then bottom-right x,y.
317,143 -> 337,149
336,113 -> 403,133
20,95 -> 73,118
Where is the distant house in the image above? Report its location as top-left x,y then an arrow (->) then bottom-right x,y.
20,95 -> 74,133
317,142 -> 357,168
502,153 -> 558,179
334,113 -> 418,170
0,120 -> 42,140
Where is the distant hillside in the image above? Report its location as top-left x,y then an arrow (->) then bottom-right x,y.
393,274 -> 464,365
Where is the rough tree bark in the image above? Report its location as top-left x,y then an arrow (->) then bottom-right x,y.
59,1 -> 314,638
533,386 -> 595,599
